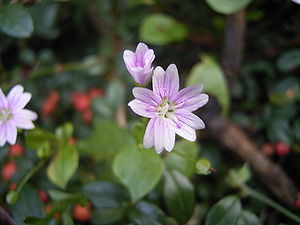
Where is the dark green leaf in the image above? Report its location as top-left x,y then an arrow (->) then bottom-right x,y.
78,121 -> 133,160
25,128 -> 56,150
226,164 -> 251,187
204,195 -> 241,225
206,0 -> 252,15
139,13 -> 188,45
165,140 -> 198,177
47,145 -> 79,189
92,208 -> 124,225
237,210 -> 262,225
163,170 -> 195,224
83,181 -> 129,208
267,119 -> 293,145
113,146 -> 163,202
11,185 -> 44,225
129,201 -> 167,225
276,49 -> 300,72
0,3 -> 33,38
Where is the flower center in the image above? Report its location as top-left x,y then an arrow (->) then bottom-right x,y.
0,108 -> 12,123
156,98 -> 175,118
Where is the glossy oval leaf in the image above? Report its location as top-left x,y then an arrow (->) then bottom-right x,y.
237,210 -> 262,225
165,140 -> 198,177
206,0 -> 252,15
163,170 -> 195,224
0,3 -> 33,38
205,195 -> 241,225
187,55 -> 230,115
139,13 -> 188,45
47,145 -> 79,189
276,49 -> 300,72
113,146 -> 163,202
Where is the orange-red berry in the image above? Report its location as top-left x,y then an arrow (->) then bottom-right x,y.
38,190 -> 49,203
82,109 -> 93,124
9,144 -> 24,156
88,88 -> 104,99
72,203 -> 91,222
70,92 -> 91,112
274,141 -> 290,156
2,161 -> 17,181
42,91 -> 60,117
9,182 -> 17,190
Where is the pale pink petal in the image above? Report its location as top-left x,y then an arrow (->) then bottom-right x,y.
163,119 -> 176,152
176,94 -> 209,112
12,92 -> 32,111
0,89 -> 8,109
143,118 -> 156,149
172,83 -> 203,103
175,109 -> 205,130
123,50 -> 136,68
154,117 -> 164,153
175,122 -> 196,142
135,43 -> 149,60
7,85 -> 24,106
5,123 -> 17,145
11,109 -> 37,129
128,99 -> 156,118
132,87 -> 161,106
152,65 -> 180,99
143,49 -> 155,68
0,124 -> 7,146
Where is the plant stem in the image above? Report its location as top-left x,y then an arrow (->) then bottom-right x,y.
16,158 -> 47,193
242,184 -> 300,223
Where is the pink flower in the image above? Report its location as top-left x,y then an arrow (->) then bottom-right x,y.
0,85 -> 37,146
123,42 -> 155,85
128,64 -> 209,153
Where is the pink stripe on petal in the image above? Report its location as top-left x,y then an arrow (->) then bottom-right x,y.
154,117 -> 165,153
143,118 -> 156,149
132,87 -> 161,106
128,99 -> 156,118
175,123 -> 196,142
175,109 -> 205,130
173,83 -> 203,103
135,43 -> 149,60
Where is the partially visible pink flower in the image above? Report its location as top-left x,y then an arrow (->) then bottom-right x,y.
128,64 -> 208,153
291,0 -> 300,4
0,85 -> 37,147
123,42 -> 155,85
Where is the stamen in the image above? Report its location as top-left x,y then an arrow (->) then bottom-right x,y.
0,108 -> 12,123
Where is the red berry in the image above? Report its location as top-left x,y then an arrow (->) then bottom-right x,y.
44,204 -> 60,219
274,141 -> 290,156
82,109 -> 93,124
9,144 -> 24,156
70,92 -> 91,112
72,203 -> 91,222
261,143 -> 274,156
38,190 -> 49,203
69,137 -> 77,145
294,199 -> 300,208
88,88 -> 104,99
2,161 -> 17,181
42,91 -> 60,117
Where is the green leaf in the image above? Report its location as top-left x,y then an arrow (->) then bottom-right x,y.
205,0 -> 252,15
106,80 -> 126,110
163,170 -> 195,224
83,181 -> 129,208
165,140 -> 198,177
47,145 -> 79,189
48,189 -> 76,201
55,122 -> 73,141
204,195 -> 241,225
237,210 -> 262,225
29,0 -> 59,39
276,49 -> 300,72
187,55 -> 230,115
0,3 -> 33,38
11,185 -> 44,225
129,201 -> 167,225
113,146 -> 163,202
131,119 -> 147,145
267,119 -> 293,145
226,164 -> 251,187
25,128 -> 56,150
195,157 -> 212,175
78,121 -> 133,160
139,13 -> 188,45
92,208 -> 124,225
